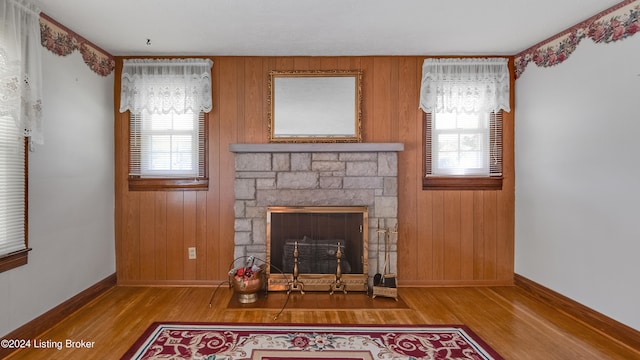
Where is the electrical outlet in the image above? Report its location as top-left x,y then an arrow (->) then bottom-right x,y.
188,247 -> 196,260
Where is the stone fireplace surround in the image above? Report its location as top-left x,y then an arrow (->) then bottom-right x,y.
231,143 -> 403,285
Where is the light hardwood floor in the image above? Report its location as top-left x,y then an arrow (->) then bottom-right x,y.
6,286 -> 640,359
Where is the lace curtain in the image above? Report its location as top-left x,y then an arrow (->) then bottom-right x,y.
0,0 -> 44,144
419,58 -> 510,114
119,58 -> 213,115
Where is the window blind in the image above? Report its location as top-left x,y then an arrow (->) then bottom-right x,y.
425,111 -> 502,177
129,111 -> 205,178
489,111 -> 503,176
0,116 -> 26,257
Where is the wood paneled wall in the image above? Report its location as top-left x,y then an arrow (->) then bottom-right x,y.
114,56 -> 515,286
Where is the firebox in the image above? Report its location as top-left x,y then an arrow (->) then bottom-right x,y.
266,206 -> 368,292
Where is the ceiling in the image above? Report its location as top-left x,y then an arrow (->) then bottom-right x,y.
34,0 -> 621,57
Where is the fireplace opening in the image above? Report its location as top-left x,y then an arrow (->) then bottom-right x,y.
266,206 -> 368,292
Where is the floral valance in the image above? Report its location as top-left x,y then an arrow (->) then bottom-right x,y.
419,58 -> 511,114
119,58 -> 213,115
515,0 -> 640,78
39,13 -> 115,77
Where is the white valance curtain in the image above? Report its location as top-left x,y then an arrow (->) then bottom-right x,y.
419,58 -> 510,114
119,58 -> 214,115
0,0 -> 44,144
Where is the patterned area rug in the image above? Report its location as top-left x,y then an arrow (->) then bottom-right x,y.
122,323 -> 503,360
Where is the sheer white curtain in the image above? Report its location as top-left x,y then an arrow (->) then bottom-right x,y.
0,0 -> 44,145
119,58 -> 214,115
419,58 -> 510,114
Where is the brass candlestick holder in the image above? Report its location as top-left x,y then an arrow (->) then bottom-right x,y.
330,242 -> 347,294
287,241 -> 304,294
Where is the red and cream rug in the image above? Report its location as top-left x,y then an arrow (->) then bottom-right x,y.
122,322 -> 503,360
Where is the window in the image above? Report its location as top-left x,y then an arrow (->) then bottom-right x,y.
129,111 -> 208,190
423,111 -> 503,190
0,120 -> 29,272
119,58 -> 213,191
419,58 -> 510,190
1,0 -> 42,272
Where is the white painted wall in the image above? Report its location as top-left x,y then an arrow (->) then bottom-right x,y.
515,36 -> 640,330
0,50 -> 115,337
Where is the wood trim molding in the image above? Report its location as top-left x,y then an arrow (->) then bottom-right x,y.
0,248 -> 31,273
117,279 -> 227,287
398,279 -> 514,287
128,178 -> 209,191
0,273 -> 117,359
422,176 -> 503,191
122,279 -> 515,288
514,273 -> 640,353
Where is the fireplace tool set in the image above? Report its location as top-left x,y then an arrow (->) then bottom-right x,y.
372,220 -> 398,300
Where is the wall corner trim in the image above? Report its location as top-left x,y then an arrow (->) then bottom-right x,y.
514,273 -> 640,354
0,273 -> 117,359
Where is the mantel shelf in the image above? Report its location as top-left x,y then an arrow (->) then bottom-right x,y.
229,143 -> 404,153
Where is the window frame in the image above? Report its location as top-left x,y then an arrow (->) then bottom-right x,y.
423,111 -> 503,191
0,139 -> 30,273
128,111 -> 209,191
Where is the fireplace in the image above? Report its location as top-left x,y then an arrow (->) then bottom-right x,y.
266,206 -> 368,291
230,142 -> 403,291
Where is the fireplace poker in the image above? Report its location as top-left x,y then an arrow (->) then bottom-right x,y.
374,219 -> 384,286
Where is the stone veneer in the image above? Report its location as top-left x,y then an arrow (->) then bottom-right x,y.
231,143 -> 403,279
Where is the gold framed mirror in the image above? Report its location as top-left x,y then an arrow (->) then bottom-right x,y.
268,70 -> 363,143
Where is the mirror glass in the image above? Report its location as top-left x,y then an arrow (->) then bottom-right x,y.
269,70 -> 362,143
